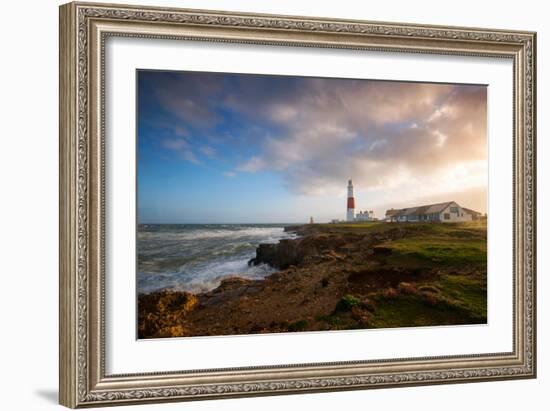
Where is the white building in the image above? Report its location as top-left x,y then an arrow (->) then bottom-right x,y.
385,201 -> 481,223
355,210 -> 375,221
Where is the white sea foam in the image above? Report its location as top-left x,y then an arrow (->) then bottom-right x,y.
139,261 -> 275,294
138,226 -> 290,242
137,224 -> 295,294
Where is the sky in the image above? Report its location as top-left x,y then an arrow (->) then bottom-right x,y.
137,70 -> 487,224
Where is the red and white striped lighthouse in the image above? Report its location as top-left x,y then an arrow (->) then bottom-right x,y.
346,179 -> 355,222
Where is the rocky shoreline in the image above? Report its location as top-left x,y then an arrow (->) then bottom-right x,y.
138,221 -> 487,338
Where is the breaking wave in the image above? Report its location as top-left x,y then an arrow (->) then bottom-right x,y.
137,224 -> 295,294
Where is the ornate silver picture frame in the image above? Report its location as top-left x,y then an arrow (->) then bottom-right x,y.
59,1 -> 536,408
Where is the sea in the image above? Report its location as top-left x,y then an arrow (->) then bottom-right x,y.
137,224 -> 297,294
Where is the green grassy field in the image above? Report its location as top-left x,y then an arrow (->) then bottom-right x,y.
314,220 -> 487,330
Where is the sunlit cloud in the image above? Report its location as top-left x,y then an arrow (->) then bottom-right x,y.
140,70 -> 487,217
225,80 -> 487,211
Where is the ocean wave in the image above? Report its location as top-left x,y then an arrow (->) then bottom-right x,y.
138,225 -> 291,242
138,261 -> 276,294
137,224 -> 294,293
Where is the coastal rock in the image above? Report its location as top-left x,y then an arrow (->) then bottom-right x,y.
218,276 -> 254,290
201,276 -> 264,307
156,290 -> 198,313
137,290 -> 198,338
251,238 -> 317,269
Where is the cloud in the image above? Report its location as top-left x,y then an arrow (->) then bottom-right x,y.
142,71 -> 487,211
199,145 -> 216,158
223,171 -> 236,178
160,137 -> 201,164
140,70 -> 226,131
237,156 -> 266,172
230,80 -> 487,199
160,138 -> 188,151
173,126 -> 189,137
181,150 -> 201,164
157,133 -> 215,166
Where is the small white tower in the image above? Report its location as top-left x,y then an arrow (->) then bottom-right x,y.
346,179 -> 355,222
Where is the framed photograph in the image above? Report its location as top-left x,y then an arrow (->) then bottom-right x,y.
59,1 -> 537,408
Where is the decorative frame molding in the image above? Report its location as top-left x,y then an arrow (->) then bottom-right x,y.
59,2 -> 536,408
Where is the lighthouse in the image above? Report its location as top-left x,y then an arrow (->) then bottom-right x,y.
346,179 -> 355,222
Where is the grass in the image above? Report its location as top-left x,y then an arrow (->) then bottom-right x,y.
367,272 -> 486,328
316,221 -> 487,267
367,293 -> 481,328
321,220 -> 488,329
334,294 -> 361,312
437,273 -> 487,320
320,219 -> 486,232
383,237 -> 486,266
326,222 -> 389,230
378,221 -> 487,267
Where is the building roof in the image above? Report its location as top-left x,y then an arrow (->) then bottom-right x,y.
385,201 -> 482,218
462,207 -> 482,216
385,201 -> 455,217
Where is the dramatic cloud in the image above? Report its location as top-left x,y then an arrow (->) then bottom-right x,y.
139,70 -> 487,215
226,79 -> 487,202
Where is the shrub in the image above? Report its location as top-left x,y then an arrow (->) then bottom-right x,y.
335,294 -> 361,312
